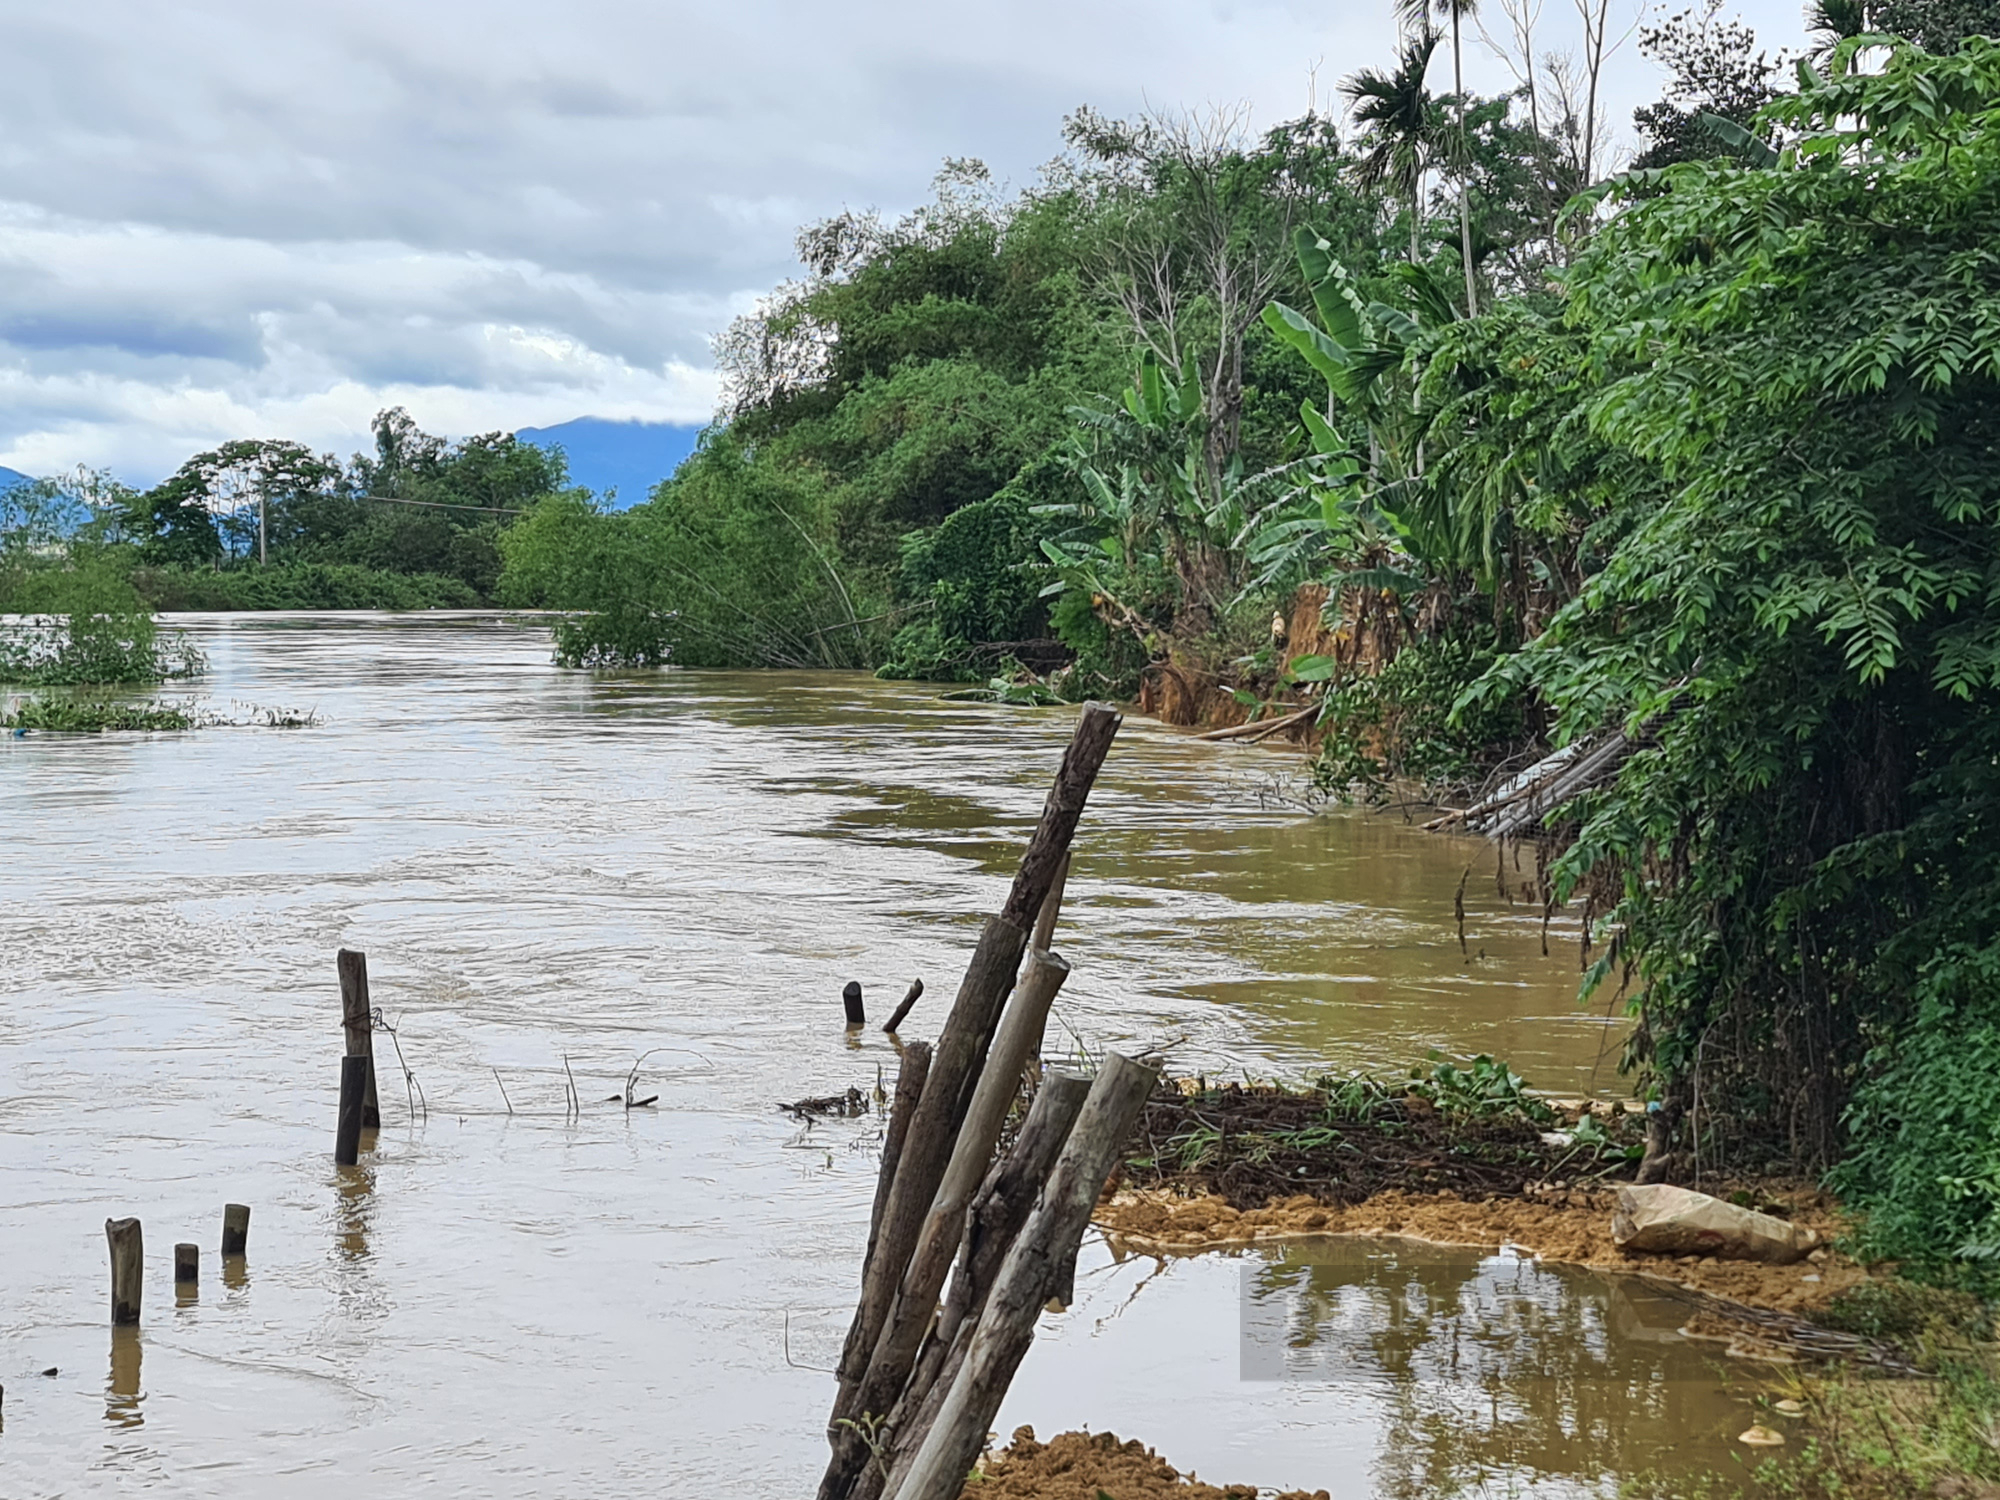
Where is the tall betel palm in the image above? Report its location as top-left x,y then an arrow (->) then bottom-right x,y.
1399,0 -> 1480,315
1342,28 -> 1452,268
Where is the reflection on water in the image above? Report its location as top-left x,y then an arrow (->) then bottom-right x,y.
106,1326 -> 144,1429
0,614 -> 1666,1498
1241,1240 -> 1747,1497
334,1162 -> 375,1262
1006,1234 -> 1757,1499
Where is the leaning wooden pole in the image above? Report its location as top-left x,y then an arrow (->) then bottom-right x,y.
882,1052 -> 1159,1500
820,703 -> 1120,1500
857,1071 -> 1093,1500
865,1042 -> 931,1284
337,948 -> 381,1129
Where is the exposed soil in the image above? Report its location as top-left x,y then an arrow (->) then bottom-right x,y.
1095,1184 -> 1869,1321
957,1427 -> 1329,1500
1124,1076 -> 1568,1207
1104,1076 -> 1885,1337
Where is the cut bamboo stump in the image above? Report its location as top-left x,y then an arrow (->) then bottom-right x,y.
106,1217 -> 142,1325
882,980 -> 924,1035
221,1203 -> 250,1257
843,981 -> 865,1027
337,948 -> 381,1129
335,1053 -> 369,1166
820,703 -> 1120,1500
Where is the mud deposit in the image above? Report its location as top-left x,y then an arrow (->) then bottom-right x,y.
959,1428 -> 1329,1500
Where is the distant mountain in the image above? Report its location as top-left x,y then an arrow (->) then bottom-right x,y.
0,465 -> 32,490
516,418 -> 703,508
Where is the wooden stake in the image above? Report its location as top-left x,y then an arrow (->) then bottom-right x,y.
883,1053 -> 1157,1500
821,704 -> 1120,1500
105,1217 -> 142,1325
865,1042 -> 931,1284
838,950 -> 1074,1496
221,1203 -> 250,1256
174,1243 -> 198,1287
882,979 -> 924,1035
337,949 -> 381,1129
843,981 -> 865,1027
335,1053 -> 368,1165
883,1070 -> 1092,1481
1029,853 -> 1070,957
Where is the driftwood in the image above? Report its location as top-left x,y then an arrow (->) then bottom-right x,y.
820,704 -> 1120,1500
881,1053 -> 1159,1500
1192,705 -> 1316,743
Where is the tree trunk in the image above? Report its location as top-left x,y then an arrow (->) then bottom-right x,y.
1454,10 -> 1479,316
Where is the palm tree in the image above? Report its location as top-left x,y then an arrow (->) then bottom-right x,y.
1399,0 -> 1481,316
1342,28 -> 1451,268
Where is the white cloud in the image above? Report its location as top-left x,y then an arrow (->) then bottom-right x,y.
0,0 -> 1816,484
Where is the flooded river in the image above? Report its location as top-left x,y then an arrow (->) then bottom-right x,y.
2,614 -> 1763,1496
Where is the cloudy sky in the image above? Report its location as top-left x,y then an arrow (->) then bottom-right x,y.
0,0 -> 1815,484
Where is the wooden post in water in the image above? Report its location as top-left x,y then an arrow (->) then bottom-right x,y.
105,1217 -> 142,1325
221,1203 -> 250,1256
174,1243 -> 198,1290
882,979 -> 924,1035
335,1054 -> 368,1165
842,981 -> 865,1027
337,949 -> 381,1129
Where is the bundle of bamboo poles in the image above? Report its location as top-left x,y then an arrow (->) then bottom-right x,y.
817,702 -> 1159,1500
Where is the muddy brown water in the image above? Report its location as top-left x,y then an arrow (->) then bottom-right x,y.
0,613 -> 1765,1496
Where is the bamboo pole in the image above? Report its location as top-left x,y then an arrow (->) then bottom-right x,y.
865,1042 -> 931,1284
337,949 -> 381,1129
820,704 -> 1120,1500
841,950 -> 1072,1484
882,1053 -> 1158,1500
865,1071 -> 1092,1500
1029,853 -> 1069,957
106,1217 -> 142,1325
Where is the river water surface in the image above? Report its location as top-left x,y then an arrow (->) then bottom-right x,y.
2,614 -> 1763,1497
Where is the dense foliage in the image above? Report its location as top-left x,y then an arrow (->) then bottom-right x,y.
0,408 -> 575,625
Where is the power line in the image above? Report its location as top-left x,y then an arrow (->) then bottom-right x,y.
349,493 -> 527,516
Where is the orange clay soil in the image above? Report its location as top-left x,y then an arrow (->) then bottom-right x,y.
1094,1184 -> 1870,1318
957,1427 -> 1329,1500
